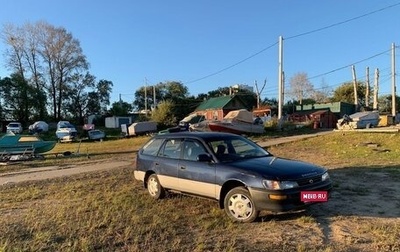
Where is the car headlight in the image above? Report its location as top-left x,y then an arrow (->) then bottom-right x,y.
263,180 -> 299,190
322,172 -> 330,181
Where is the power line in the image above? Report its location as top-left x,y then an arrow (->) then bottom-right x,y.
285,2 -> 400,40
185,42 -> 278,84
307,49 -> 391,80
184,2 -> 399,86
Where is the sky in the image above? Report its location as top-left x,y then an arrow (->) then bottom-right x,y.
0,0 -> 399,104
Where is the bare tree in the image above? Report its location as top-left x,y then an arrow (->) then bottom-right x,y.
38,22 -> 88,120
2,23 -> 47,119
2,21 -> 89,121
288,72 -> 315,105
2,24 -> 26,79
311,78 -> 332,103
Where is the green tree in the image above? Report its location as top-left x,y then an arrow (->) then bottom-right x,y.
0,73 -> 37,124
108,101 -> 133,116
134,83 -> 163,111
207,87 -> 230,97
163,81 -> 189,100
86,79 -> 113,115
377,95 -> 400,114
96,79 -> 113,113
331,81 -> 366,106
64,72 -> 96,124
151,100 -> 176,128
133,81 -> 189,112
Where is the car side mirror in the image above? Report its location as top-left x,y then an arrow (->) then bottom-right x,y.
197,153 -> 213,162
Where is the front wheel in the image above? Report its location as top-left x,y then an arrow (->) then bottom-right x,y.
147,174 -> 165,199
224,187 -> 259,223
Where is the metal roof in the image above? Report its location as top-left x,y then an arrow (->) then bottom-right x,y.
195,96 -> 236,111
195,95 -> 246,111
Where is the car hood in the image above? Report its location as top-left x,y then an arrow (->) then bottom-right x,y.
226,156 -> 325,180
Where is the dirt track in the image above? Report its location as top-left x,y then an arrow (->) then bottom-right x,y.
0,160 -> 133,185
0,130 -> 333,185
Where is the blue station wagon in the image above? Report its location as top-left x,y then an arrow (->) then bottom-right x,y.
134,132 -> 332,222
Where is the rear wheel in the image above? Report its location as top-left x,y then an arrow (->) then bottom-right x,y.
224,187 -> 259,223
147,174 -> 165,199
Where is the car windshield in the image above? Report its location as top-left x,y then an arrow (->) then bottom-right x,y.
8,123 -> 20,127
207,136 -> 271,162
59,124 -> 74,129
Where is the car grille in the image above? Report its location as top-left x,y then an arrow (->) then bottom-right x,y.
297,175 -> 322,186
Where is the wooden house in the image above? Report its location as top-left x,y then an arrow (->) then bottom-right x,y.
194,95 -> 249,120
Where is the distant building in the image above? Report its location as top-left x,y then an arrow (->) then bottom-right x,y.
231,84 -> 253,93
194,95 -> 248,121
296,102 -> 355,119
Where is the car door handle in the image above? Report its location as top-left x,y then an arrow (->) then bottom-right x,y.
180,166 -> 186,170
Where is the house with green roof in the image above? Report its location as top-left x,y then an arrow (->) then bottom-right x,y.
194,95 -> 248,120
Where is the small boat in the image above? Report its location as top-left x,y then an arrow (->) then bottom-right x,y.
208,109 -> 265,134
0,134 -> 56,155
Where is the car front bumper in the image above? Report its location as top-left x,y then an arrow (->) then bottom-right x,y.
248,181 -> 333,213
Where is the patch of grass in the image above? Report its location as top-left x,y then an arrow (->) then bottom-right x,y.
297,215 -> 317,224
1,132 -> 400,251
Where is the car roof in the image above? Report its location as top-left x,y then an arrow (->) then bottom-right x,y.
154,131 -> 241,140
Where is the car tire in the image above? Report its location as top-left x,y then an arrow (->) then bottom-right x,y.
147,174 -> 165,199
224,187 -> 259,223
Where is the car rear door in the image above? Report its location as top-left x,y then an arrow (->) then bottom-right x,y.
153,138 -> 183,191
178,139 -> 217,198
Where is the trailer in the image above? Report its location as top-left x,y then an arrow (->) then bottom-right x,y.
121,121 -> 157,137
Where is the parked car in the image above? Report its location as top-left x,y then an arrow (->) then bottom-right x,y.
6,122 -> 23,134
56,121 -> 78,141
134,132 -> 332,222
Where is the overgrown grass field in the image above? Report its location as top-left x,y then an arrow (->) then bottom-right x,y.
1,131 -> 400,251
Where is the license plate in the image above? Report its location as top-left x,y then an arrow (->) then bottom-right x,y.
300,191 -> 328,202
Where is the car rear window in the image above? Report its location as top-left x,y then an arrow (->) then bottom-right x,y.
159,139 -> 183,159
141,138 -> 164,156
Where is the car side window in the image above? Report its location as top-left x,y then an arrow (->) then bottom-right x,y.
183,140 -> 207,161
141,138 -> 164,156
159,139 -> 183,159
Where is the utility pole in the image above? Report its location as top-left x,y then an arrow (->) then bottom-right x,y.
365,67 -> 370,108
153,85 -> 156,109
351,65 -> 358,109
391,43 -> 396,117
278,36 -> 284,119
144,78 -> 148,114
373,68 -> 379,110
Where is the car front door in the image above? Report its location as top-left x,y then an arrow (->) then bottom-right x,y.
178,139 -> 217,198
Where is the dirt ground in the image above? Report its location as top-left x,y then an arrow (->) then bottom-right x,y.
1,130 -> 399,250
0,159 -> 133,185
